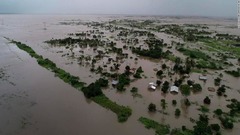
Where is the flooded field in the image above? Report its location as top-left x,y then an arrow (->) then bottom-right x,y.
0,15 -> 240,135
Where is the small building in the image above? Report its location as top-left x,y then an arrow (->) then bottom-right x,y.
170,86 -> 179,93
111,80 -> 119,86
199,76 -> 207,81
148,82 -> 157,90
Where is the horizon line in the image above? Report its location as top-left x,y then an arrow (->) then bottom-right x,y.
0,13 -> 237,20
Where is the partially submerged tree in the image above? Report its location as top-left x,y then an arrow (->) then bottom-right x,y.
148,103 -> 157,112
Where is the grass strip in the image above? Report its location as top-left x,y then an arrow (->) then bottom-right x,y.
138,117 -> 170,135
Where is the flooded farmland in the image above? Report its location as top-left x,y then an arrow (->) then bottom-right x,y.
0,15 -> 240,135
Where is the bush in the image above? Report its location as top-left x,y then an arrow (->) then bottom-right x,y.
204,96 -> 211,105
162,64 -> 167,69
210,124 -> 220,132
217,85 -> 226,96
148,103 -> 157,112
214,77 -> 221,86
221,118 -> 234,129
130,87 -> 138,93
172,100 -> 177,106
96,78 -> 109,87
187,80 -> 194,86
133,72 -> 142,78
82,83 -> 103,98
214,109 -> 223,116
184,98 -> 191,106
175,108 -> 181,117
162,81 -> 170,93
156,70 -> 163,77
192,83 -> 202,93
180,84 -> 191,96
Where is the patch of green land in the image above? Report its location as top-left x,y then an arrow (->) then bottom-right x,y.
138,117 -> 170,135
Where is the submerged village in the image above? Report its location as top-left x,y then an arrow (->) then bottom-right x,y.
1,16 -> 240,135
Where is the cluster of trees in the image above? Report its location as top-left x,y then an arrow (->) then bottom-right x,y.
217,85 -> 226,96
173,57 -> 195,75
131,37 -> 166,59
175,109 -> 181,117
193,114 -> 212,135
132,47 -> 163,59
148,103 -> 157,112
116,73 -> 130,91
204,96 -> 211,105
133,66 -> 144,78
180,83 -> 202,96
161,24 -> 210,42
225,69 -> 240,77
82,78 -> 108,98
45,37 -> 105,47
162,81 -> 170,93
214,77 -> 221,86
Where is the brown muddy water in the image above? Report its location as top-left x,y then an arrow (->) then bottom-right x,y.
0,15 -> 240,135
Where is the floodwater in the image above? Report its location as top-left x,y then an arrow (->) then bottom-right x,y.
0,15 -> 240,135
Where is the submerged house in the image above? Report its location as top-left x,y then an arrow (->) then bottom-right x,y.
170,86 -> 179,93
111,80 -> 119,86
199,76 -> 207,81
148,82 -> 157,90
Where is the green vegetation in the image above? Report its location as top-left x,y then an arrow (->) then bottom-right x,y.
133,66 -> 144,78
225,69 -> 240,77
214,109 -> 223,116
210,124 -> 220,132
45,37 -> 105,47
178,48 -> 209,60
148,103 -> 157,112
9,39 -> 132,123
217,85 -> 226,96
214,77 -> 221,86
116,73 -> 130,91
184,98 -> 191,106
180,84 -> 191,96
92,95 -> 132,122
200,39 -> 240,57
175,108 -> 181,117
172,100 -> 177,106
162,81 -> 170,93
130,87 -> 142,98
130,87 -> 138,93
156,70 -> 163,77
193,114 -> 212,135
82,78 -> 108,98
138,117 -> 170,135
177,47 -> 221,69
161,99 -> 167,112
191,83 -> 202,93
204,96 -> 211,105
198,106 -> 209,113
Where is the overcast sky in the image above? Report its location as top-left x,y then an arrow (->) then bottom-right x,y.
0,0 -> 238,17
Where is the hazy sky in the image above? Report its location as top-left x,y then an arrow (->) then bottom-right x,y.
0,0 -> 238,17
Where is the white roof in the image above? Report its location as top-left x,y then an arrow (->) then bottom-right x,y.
149,85 -> 157,90
148,82 -> 157,90
112,80 -> 119,85
170,86 -> 179,93
199,76 -> 207,80
149,82 -> 157,86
